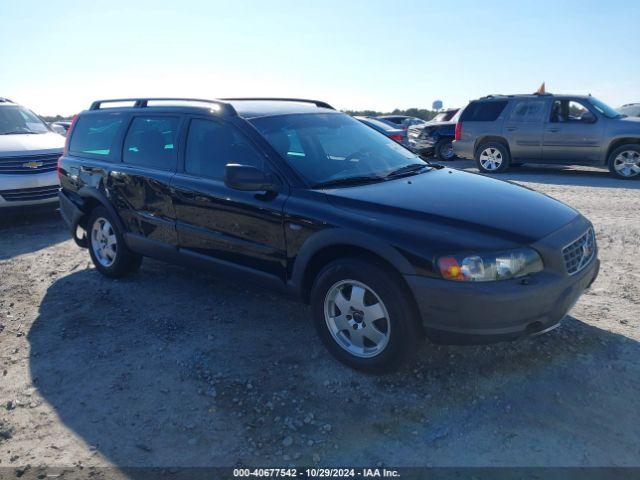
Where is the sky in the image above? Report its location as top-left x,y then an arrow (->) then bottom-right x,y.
1,0 -> 639,116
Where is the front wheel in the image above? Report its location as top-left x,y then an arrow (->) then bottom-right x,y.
310,258 -> 420,373
608,144 -> 640,179
435,139 -> 456,161
475,142 -> 511,173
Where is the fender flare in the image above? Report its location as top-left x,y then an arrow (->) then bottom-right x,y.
288,228 -> 416,296
77,186 -> 128,238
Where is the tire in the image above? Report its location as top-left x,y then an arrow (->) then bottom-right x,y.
475,141 -> 511,173
434,138 -> 456,161
87,206 -> 142,278
310,258 -> 421,373
608,144 -> 640,180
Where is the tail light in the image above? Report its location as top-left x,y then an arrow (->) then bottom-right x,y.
389,134 -> 404,143
454,122 -> 462,141
58,114 -> 78,181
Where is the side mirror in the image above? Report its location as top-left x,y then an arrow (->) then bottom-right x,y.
581,111 -> 596,123
224,164 -> 280,192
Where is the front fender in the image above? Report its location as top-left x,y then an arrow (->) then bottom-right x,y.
288,227 -> 417,295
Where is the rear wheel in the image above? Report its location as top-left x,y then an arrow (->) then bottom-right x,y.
608,144 -> 640,179
310,258 -> 420,373
435,139 -> 456,161
475,142 -> 511,173
88,206 -> 142,278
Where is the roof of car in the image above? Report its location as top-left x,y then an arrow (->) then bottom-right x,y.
84,97 -> 336,119
475,93 -> 592,101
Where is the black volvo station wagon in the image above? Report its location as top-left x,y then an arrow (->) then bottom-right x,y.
58,98 -> 599,372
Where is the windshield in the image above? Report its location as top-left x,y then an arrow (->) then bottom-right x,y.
589,97 -> 622,119
250,113 -> 425,186
0,105 -> 50,134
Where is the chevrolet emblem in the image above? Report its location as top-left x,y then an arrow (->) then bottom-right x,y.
22,161 -> 43,169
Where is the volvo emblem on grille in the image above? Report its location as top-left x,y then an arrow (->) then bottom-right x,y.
22,161 -> 43,169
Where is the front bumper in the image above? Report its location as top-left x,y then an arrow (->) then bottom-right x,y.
406,217 -> 600,345
0,171 -> 59,209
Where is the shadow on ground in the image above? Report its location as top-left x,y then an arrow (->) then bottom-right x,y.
0,209 -> 67,260
439,159 -> 640,189
28,260 -> 640,467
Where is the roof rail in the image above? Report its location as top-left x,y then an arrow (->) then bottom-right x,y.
88,98 -> 236,115
0,97 -> 13,103
220,97 -> 335,110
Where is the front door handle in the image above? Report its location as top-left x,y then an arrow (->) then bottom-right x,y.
506,126 -> 518,132
547,127 -> 561,133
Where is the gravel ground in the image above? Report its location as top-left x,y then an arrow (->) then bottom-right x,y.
0,161 -> 639,474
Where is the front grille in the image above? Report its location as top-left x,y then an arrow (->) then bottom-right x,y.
0,154 -> 60,174
562,228 -> 596,275
0,185 -> 60,202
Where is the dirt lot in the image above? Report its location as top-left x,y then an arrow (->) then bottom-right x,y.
1,161 -> 639,474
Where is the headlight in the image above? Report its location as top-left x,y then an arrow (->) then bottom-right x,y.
437,248 -> 543,282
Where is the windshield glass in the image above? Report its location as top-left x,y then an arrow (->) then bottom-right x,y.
589,97 -> 622,119
0,105 -> 50,134
251,113 -> 425,186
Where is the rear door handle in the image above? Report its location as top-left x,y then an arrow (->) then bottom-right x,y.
547,128 -> 561,133
506,126 -> 517,132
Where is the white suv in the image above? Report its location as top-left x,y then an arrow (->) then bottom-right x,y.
0,98 -> 64,211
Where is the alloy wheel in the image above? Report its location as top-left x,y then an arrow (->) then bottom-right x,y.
323,280 -> 391,358
91,217 -> 117,267
479,147 -> 503,171
613,150 -> 640,177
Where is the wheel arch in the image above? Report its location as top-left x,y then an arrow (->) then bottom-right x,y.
77,187 -> 127,235
474,136 -> 511,157
604,137 -> 640,165
290,229 -> 416,304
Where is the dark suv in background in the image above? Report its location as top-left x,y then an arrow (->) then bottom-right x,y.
453,94 -> 640,179
59,98 -> 599,372
408,108 -> 460,160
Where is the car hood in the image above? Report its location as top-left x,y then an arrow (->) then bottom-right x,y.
0,132 -> 65,156
323,168 -> 579,244
618,115 -> 640,124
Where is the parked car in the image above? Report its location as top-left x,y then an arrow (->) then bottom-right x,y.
51,121 -> 73,136
59,97 -> 599,372
376,115 -> 426,130
355,116 -> 409,147
408,109 -> 461,160
618,103 -> 640,118
0,97 -> 64,211
453,94 -> 640,179
429,108 -> 460,124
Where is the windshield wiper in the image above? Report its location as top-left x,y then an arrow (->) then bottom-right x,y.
385,163 -> 431,179
312,175 -> 386,189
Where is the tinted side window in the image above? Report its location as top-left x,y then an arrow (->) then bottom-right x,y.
185,119 -> 263,180
460,101 -> 508,122
69,113 -> 126,157
508,101 -> 544,123
123,116 -> 179,170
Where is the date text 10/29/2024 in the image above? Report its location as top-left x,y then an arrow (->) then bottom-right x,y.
233,468 -> 401,478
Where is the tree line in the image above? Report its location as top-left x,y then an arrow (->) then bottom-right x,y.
343,108 -> 439,121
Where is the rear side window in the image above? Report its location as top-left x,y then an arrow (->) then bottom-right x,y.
123,116 -> 180,170
69,113 -> 126,157
508,101 -> 545,123
460,101 -> 508,122
185,119 -> 263,180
